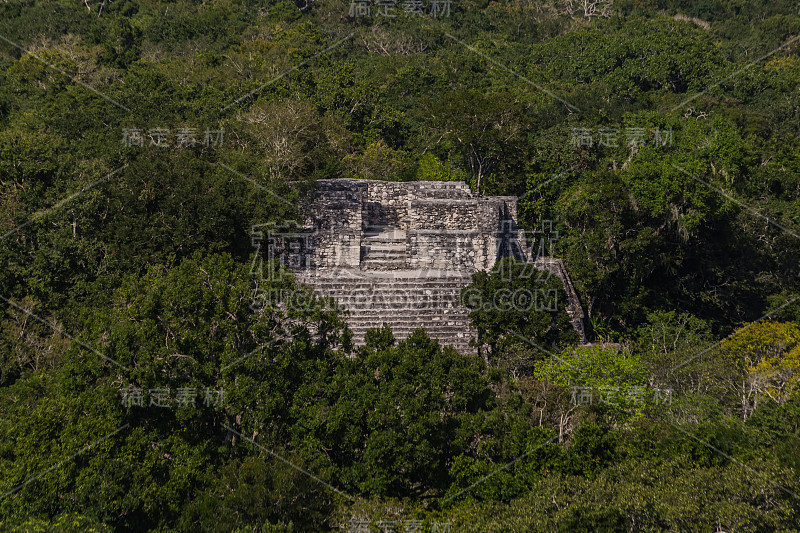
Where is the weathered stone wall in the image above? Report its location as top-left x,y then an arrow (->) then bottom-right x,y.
362,181 -> 410,228
409,199 -> 477,230
301,180 -> 366,269
407,230 -> 479,271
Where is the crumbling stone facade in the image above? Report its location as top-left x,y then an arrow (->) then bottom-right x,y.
260,179 -> 585,354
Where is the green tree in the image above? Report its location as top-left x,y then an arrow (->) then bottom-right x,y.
712,321 -> 800,419
462,257 -> 579,364
301,328 -> 494,498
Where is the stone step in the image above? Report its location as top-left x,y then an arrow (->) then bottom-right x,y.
352,336 -> 473,344
313,294 -> 465,300
314,297 -> 466,306
359,264 -> 409,271
311,280 -> 467,285
358,264 -> 408,272
301,277 -> 471,285
311,297 -> 464,304
309,291 -> 467,297
347,320 -> 471,326
363,241 -> 406,248
348,313 -> 470,321
349,326 -> 472,332
353,328 -> 473,334
344,314 -> 469,321
298,269 -> 471,278
346,314 -> 469,319
363,240 -> 406,248
349,328 -> 472,335
349,328 -> 473,337
362,245 -> 406,252
363,234 -> 406,241
347,317 -> 470,323
350,330 -> 472,337
351,332 -> 474,344
312,299 -> 465,306
347,313 -> 469,318
325,299 -> 471,309
304,275 -> 471,281
363,242 -> 407,249
346,316 -> 472,324
360,253 -> 407,260
304,286 -> 468,293
361,252 -> 407,260
350,320 -> 473,335
359,262 -> 409,270
350,319 -> 469,323
346,317 -> 471,324
343,308 -> 470,314
309,294 -> 466,303
361,252 -> 406,260
311,300 -> 464,306
303,288 -> 465,294
358,262 -> 409,268
363,227 -> 406,238
312,302 -> 464,309
304,284 -> 469,292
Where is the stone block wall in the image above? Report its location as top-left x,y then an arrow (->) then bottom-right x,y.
362,181 -> 409,228
407,230 -> 479,271
409,199 -> 478,230
305,180 -> 363,269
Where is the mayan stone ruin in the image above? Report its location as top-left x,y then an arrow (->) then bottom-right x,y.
255,179 -> 586,354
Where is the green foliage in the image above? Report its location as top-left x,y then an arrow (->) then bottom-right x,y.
415,152 -> 452,182
535,345 -> 646,390
450,456 -> 800,532
462,257 -> 579,365
303,329 -> 495,498
9,513 -> 113,532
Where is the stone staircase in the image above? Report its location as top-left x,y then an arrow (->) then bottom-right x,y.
360,226 -> 407,271
296,269 -> 476,354
530,257 -> 587,344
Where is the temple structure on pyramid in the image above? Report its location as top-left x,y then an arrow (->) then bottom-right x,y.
252,179 -> 586,354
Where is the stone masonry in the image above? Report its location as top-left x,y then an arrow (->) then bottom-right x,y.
258,179 -> 586,354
